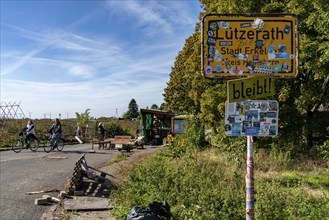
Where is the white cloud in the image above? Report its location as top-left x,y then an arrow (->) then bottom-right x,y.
67,64 -> 95,78
105,0 -> 197,35
1,1 -> 201,119
0,48 -> 43,76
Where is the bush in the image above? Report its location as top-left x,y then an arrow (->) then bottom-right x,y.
317,127 -> 329,160
104,122 -> 131,138
208,130 -> 246,165
184,117 -> 206,149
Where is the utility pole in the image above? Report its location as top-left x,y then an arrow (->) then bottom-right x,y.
115,109 -> 119,118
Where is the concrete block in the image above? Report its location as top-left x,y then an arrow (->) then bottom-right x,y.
35,198 -> 48,205
59,191 -> 67,198
42,195 -> 52,202
50,197 -> 60,203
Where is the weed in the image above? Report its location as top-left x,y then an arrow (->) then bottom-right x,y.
111,148 -> 329,220
255,147 -> 291,172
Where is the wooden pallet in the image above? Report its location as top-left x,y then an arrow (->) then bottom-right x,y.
68,154 -> 113,194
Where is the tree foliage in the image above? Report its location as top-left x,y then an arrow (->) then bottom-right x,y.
159,103 -> 165,110
123,99 -> 139,119
163,0 -> 329,155
75,108 -> 93,126
150,104 -> 158,110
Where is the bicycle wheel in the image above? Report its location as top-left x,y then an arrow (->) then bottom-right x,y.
12,139 -> 23,153
29,139 -> 39,151
56,138 -> 64,151
44,139 -> 53,153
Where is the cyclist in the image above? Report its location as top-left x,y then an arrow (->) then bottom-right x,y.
22,120 -> 37,145
48,118 -> 62,144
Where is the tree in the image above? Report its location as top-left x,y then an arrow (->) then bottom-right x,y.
123,99 -> 139,119
163,0 -> 329,154
159,103 -> 166,110
75,108 -> 93,126
163,32 -> 202,115
150,104 -> 158,110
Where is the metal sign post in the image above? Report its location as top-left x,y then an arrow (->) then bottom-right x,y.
246,136 -> 254,220
224,100 -> 279,219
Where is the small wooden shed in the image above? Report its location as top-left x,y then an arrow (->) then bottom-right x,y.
140,109 -> 176,145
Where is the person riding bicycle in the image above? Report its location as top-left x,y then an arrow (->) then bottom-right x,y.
22,120 -> 37,145
48,118 -> 62,143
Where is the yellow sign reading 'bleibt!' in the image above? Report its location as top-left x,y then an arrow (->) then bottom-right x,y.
202,14 -> 299,79
227,75 -> 275,102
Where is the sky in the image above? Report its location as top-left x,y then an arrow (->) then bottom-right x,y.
0,0 -> 202,119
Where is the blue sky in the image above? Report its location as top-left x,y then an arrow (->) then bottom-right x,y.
1,0 -> 201,119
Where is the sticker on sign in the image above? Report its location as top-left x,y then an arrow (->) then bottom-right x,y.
224,100 -> 279,137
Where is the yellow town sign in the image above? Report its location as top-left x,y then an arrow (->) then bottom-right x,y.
202,14 -> 299,79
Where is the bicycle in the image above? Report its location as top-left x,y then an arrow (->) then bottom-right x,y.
44,134 -> 64,153
12,132 -> 39,153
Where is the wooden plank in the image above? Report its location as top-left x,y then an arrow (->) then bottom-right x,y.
75,136 -> 83,144
112,136 -> 132,144
26,189 -> 60,195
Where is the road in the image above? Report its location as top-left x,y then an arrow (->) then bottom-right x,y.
0,143 -> 121,220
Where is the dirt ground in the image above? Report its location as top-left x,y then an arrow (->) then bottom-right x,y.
41,146 -> 162,220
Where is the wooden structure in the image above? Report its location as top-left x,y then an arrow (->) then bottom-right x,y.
91,138 -> 114,150
68,154 -> 112,194
140,109 -> 176,145
112,135 -> 133,152
0,101 -> 26,119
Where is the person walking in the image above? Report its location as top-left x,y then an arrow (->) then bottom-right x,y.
98,122 -> 105,149
76,122 -> 81,136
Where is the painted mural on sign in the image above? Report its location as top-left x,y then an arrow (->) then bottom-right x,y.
225,100 -> 279,136
202,14 -> 299,78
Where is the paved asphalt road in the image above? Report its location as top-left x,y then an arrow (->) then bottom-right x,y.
0,143 -> 121,220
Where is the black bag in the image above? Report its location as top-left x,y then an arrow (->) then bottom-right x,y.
148,201 -> 172,219
125,206 -> 161,220
126,201 -> 172,220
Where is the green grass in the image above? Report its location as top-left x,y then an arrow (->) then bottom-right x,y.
304,171 -> 329,188
263,170 -> 329,188
110,148 -> 329,220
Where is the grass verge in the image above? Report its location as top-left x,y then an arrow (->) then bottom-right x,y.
110,148 -> 329,220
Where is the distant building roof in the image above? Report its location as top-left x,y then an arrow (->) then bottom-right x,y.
140,108 -> 177,117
